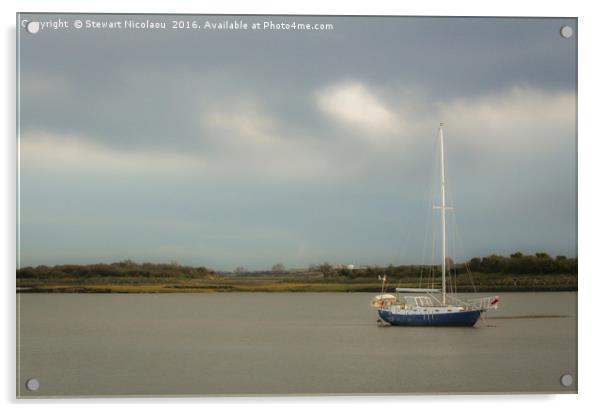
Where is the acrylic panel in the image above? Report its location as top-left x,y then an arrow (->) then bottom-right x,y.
16,14 -> 577,397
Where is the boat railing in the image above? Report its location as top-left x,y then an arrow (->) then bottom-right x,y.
403,296 -> 437,308
395,294 -> 500,311
440,295 -> 500,311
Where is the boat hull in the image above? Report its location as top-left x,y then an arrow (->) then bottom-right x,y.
378,309 -> 482,327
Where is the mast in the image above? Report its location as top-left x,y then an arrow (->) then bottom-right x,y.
439,123 -> 447,305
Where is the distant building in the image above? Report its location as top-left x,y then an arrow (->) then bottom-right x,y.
271,263 -> 286,273
333,263 -> 357,270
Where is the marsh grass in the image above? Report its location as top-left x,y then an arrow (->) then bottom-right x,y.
17,275 -> 576,293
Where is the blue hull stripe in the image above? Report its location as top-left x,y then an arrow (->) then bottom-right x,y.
378,309 -> 482,327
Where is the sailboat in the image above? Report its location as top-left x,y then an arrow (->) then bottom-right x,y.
371,124 -> 500,327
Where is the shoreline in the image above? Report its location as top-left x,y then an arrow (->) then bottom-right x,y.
16,283 -> 578,294
16,256 -> 577,294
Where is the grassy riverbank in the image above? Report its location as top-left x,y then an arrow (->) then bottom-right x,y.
17,273 -> 577,293
17,255 -> 577,293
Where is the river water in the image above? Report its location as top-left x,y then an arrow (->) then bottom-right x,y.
17,292 -> 577,397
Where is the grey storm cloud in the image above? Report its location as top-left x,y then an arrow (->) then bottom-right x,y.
18,14 -> 577,269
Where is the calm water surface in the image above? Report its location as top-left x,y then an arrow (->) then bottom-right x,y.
17,292 -> 577,397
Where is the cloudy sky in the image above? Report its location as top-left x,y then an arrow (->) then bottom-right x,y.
18,15 -> 577,270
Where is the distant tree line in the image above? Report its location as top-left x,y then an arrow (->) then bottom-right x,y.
17,260 -> 214,279
312,252 -> 577,279
467,252 -> 576,275
16,252 -> 577,280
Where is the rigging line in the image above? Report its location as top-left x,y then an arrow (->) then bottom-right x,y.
424,207 -> 436,290
443,136 -> 455,297
427,185 -> 437,289
450,210 -> 458,296
455,215 -> 462,294
429,133 -> 443,289
440,138 -> 474,296
419,136 -> 440,289
450,201 -> 478,293
428,208 -> 437,289
448,197 -> 472,294
451,207 -> 463,295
